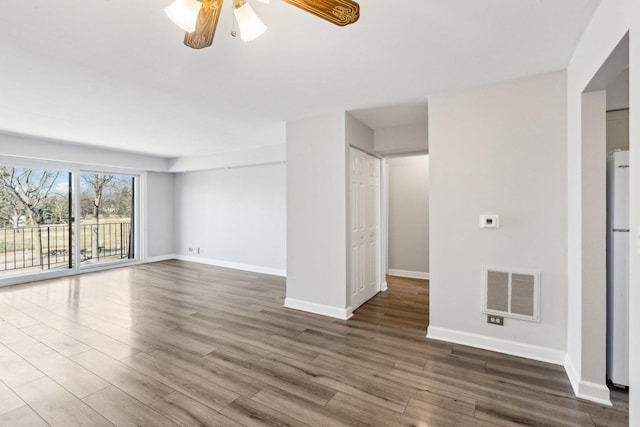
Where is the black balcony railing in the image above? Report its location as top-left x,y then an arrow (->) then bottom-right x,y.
0,221 -> 131,273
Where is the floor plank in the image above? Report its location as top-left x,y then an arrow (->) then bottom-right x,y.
252,386 -> 363,427
83,385 -> 179,427
152,391 -> 243,427
21,323 -> 91,357
13,376 -> 113,426
0,405 -> 49,427
0,379 -> 25,416
221,395 -> 309,427
9,341 -> 111,399
72,349 -> 174,405
121,351 -> 240,411
0,343 -> 45,389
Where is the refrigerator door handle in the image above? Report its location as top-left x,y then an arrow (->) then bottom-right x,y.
613,229 -> 630,232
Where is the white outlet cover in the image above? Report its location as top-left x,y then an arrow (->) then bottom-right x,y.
480,214 -> 499,229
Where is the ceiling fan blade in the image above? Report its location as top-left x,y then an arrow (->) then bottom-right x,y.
184,0 -> 224,49
282,0 -> 359,26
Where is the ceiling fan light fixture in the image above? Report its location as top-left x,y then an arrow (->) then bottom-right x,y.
233,0 -> 267,42
165,0 -> 202,33
169,0 -> 359,49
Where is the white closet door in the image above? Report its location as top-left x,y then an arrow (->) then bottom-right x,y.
350,147 -> 380,311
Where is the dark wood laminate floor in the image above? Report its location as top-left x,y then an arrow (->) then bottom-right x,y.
0,261 -> 628,426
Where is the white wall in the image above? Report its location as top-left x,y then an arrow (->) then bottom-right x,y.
0,132 -> 168,172
566,0 -> 638,415
387,155 -> 429,276
286,112 -> 350,319
607,109 -> 630,152
374,123 -> 428,156
169,144 -> 286,172
174,163 -> 286,276
427,71 -> 568,364
607,68 -> 630,111
346,114 -> 374,153
145,172 -> 175,260
580,91 -> 607,390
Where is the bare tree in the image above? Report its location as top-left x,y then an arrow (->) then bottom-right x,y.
81,174 -> 114,259
0,167 -> 60,267
0,184 -> 23,228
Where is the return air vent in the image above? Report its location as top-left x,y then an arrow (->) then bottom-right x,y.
482,266 -> 540,322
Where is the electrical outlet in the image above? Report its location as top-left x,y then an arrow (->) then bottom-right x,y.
487,315 -> 504,326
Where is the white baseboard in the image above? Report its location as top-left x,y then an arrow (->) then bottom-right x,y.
564,355 -> 612,406
564,354 -> 581,394
387,269 -> 429,280
284,298 -> 353,320
175,255 -> 286,277
145,254 -> 177,263
381,281 -> 388,292
575,381 -> 613,406
426,325 -> 565,365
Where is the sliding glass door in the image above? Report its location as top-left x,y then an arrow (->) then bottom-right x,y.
79,173 -> 135,267
0,166 -> 74,276
0,163 -> 139,281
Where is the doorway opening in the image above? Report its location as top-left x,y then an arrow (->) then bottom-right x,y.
383,154 -> 430,330
385,155 -> 430,281
347,153 -> 430,331
346,104 -> 429,329
581,32 -> 630,402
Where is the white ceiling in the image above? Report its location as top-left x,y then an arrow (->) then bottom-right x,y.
0,0 -> 600,158
349,102 -> 428,131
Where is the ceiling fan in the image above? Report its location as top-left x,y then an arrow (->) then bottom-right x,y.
164,0 -> 360,49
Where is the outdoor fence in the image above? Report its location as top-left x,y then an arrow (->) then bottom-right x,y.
0,221 -> 131,273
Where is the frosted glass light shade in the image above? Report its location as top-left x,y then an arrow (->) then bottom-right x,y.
165,0 -> 202,33
233,2 -> 267,42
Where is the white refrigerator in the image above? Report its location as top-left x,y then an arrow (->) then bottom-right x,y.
606,150 -> 629,388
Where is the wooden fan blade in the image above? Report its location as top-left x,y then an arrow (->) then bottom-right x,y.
282,0 -> 359,26
184,0 -> 224,49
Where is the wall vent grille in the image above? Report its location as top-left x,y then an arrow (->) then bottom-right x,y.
481,266 -> 540,322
